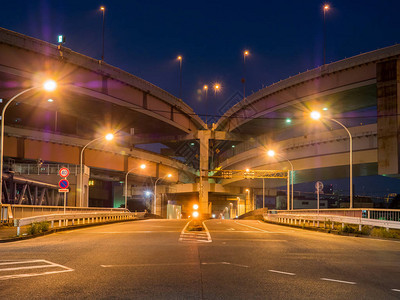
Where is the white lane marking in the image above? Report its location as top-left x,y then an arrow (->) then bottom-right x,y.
268,270 -> 296,276
0,264 -> 59,272
321,278 -> 356,285
202,221 -> 212,242
234,221 -> 272,233
391,289 -> 400,292
201,262 -> 249,268
227,228 -> 235,231
0,259 -> 74,281
0,269 -> 73,281
101,262 -> 198,268
214,238 -> 287,242
0,260 -> 45,266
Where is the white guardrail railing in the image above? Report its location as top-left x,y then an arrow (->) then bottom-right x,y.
14,211 -> 146,236
265,212 -> 400,231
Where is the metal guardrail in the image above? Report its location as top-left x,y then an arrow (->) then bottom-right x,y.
14,211 -> 146,236
270,208 -> 400,221
265,213 -> 400,231
0,204 -> 129,224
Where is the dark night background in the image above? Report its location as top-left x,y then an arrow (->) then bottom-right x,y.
1,0 -> 399,119
1,0 -> 400,199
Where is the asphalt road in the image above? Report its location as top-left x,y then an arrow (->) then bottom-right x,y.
0,219 -> 399,299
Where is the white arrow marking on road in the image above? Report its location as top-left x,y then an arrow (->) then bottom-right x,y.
391,289 -> 400,292
321,278 -> 356,285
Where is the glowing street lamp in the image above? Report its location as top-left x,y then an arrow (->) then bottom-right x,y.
177,56 -> 183,99
311,110 -> 353,208
203,85 -> 208,125
100,6 -> 106,61
0,79 -> 57,205
323,4 -> 330,65
124,164 -> 146,210
267,150 -> 294,210
153,173 -> 172,214
79,133 -> 114,207
243,50 -> 250,100
214,83 -> 220,97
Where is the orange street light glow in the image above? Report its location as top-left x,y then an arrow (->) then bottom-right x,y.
43,80 -> 57,91
310,111 -> 321,120
324,4 -> 329,10
105,133 -> 114,141
203,85 -> 208,90
244,50 -> 249,56
177,56 -> 182,60
140,164 -> 146,169
267,150 -> 275,157
100,6 -> 105,10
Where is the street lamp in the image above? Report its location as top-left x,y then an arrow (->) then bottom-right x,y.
79,133 -> 114,207
214,83 -> 220,97
311,110 -> 353,208
323,4 -> 330,65
177,56 -> 183,99
203,85 -> 208,125
267,150 -> 294,210
124,163 -> 146,210
153,173 -> 172,215
100,6 -> 106,61
243,50 -> 249,100
0,79 -> 57,205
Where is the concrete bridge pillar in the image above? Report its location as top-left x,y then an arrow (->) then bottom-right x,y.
198,130 -> 211,217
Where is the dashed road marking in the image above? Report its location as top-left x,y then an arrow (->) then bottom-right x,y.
202,262 -> 249,268
321,278 -> 356,285
268,269 -> 296,276
0,259 -> 73,280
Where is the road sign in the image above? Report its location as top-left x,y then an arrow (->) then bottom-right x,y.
315,181 -> 324,192
59,179 -> 69,189
59,167 -> 70,178
59,189 -> 69,192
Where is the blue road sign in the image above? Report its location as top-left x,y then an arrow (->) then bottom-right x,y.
59,179 -> 69,189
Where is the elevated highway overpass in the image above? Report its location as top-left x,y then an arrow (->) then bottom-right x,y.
1,27 -> 400,217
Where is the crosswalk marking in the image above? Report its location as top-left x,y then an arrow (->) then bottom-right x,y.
0,259 -> 73,280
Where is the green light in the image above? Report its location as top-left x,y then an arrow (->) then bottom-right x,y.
285,118 -> 292,124
190,143 -> 195,146
232,145 -> 236,148
322,107 -> 328,111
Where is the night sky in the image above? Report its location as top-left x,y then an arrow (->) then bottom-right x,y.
1,0 -> 399,121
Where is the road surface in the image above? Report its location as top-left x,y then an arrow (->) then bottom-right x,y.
0,219 -> 399,299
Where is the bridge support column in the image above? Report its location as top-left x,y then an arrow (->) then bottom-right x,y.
198,130 -> 211,218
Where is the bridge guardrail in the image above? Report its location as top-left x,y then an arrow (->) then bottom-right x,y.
14,211 -> 146,236
265,212 -> 400,231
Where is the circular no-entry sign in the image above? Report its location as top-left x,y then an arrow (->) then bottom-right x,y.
59,179 -> 69,189
59,167 -> 70,178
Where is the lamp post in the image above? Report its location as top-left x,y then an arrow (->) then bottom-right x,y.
311,111 -> 353,208
203,85 -> 208,125
177,56 -> 182,99
243,50 -> 249,100
100,6 -> 105,61
267,150 -> 294,210
0,79 -> 57,205
323,4 -> 329,65
124,164 -> 146,211
153,173 -> 172,215
245,188 -> 249,213
79,133 -> 114,207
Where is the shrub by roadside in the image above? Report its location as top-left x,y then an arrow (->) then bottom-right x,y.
27,221 -> 50,235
